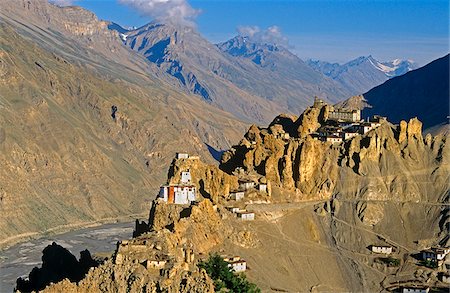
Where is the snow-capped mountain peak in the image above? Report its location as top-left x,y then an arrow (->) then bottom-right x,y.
307,55 -> 419,94
373,58 -> 417,77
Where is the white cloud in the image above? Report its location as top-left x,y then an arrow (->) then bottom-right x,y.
118,0 -> 200,27
237,25 -> 289,47
237,25 -> 260,38
48,0 -> 75,6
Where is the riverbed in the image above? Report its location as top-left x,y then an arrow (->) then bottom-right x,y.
0,222 -> 134,292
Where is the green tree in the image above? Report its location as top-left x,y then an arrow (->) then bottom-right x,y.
198,253 -> 260,292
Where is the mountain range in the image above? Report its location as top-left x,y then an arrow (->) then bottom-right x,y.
111,24 -> 352,122
307,55 -> 417,94
0,0 -> 247,246
362,54 -> 449,131
0,0 -> 445,249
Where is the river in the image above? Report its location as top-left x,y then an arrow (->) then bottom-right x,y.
0,222 -> 135,293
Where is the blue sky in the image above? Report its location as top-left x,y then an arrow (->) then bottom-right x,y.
73,0 -> 449,65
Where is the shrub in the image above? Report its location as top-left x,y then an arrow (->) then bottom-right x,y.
198,253 -> 260,293
375,257 -> 400,267
420,259 -> 438,269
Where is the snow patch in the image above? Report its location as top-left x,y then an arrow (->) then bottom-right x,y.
120,33 -> 128,42
368,58 -> 395,74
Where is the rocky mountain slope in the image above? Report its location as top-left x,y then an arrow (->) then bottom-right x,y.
0,1 -> 248,248
218,102 -> 449,291
110,25 -> 353,123
216,35 -> 350,109
28,100 -> 449,292
362,54 -> 449,131
221,104 -> 448,205
308,56 -> 417,95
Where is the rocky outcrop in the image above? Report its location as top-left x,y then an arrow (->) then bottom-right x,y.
295,105 -> 329,138
147,199 -> 232,254
36,198 -> 237,293
41,269 -> 214,293
167,157 -> 238,203
221,106 -> 449,203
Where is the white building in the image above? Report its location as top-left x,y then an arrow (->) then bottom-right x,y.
344,131 -> 359,140
224,256 -> 247,272
401,287 -> 429,293
158,185 -> 196,204
259,184 -> 267,193
181,171 -> 192,184
230,191 -> 245,201
226,207 -> 241,213
328,108 -> 361,122
239,180 -> 255,190
422,247 -> 450,262
358,122 -> 382,134
176,153 -> 189,159
441,273 -> 450,284
145,260 -> 166,269
371,245 -> 393,254
237,211 -> 255,221
360,123 -> 373,134
326,135 -> 343,143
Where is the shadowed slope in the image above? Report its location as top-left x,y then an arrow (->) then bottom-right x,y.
363,55 -> 449,130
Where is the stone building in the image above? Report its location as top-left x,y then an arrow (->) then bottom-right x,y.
328,108 -> 361,122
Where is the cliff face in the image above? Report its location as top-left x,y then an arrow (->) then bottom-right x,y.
167,157 -> 239,203
221,106 -> 449,203
40,232 -> 215,293
38,200 -> 237,293
2,0 -> 129,64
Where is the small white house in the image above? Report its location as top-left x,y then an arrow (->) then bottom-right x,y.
401,287 -> 429,293
230,191 -> 245,201
224,256 -> 247,272
237,211 -> 255,221
176,153 -> 189,159
441,273 -> 450,284
226,207 -> 241,213
371,245 -> 393,254
239,180 -> 255,190
258,184 -> 267,193
145,260 -> 166,269
325,135 -> 343,143
181,171 -> 192,184
158,185 -> 196,204
344,132 -> 359,140
358,123 -> 375,134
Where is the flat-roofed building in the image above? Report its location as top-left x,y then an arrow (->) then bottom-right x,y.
224,256 -> 247,272
158,184 -> 196,204
230,191 -> 245,201
176,153 -> 189,159
237,211 -> 255,220
371,245 -> 393,254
